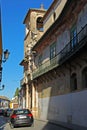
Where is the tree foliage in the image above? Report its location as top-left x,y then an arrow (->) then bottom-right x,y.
14,87 -> 19,97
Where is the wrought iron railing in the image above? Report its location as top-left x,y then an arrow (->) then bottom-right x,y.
32,24 -> 87,79
60,24 -> 87,61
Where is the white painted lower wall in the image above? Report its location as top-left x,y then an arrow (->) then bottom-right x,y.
38,90 -> 87,127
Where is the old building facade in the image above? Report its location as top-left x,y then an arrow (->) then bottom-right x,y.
20,5 -> 46,111
20,0 -> 87,128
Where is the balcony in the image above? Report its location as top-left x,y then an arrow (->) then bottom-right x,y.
32,24 -> 87,79
59,25 -> 87,63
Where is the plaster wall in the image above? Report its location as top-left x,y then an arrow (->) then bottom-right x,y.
39,90 -> 87,127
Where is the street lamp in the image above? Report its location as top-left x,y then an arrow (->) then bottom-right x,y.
2,49 -> 10,62
0,84 -> 4,90
0,49 -> 10,90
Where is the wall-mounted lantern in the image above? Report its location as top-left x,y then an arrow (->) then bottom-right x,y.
0,49 -> 10,90
3,49 -> 10,62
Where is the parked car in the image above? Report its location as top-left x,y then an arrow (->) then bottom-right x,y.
9,108 -> 34,128
0,108 -> 4,115
4,108 -> 13,117
7,109 -> 13,117
4,108 -> 9,116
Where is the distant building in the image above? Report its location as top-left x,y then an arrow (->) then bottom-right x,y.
20,5 -> 47,110
0,96 -> 10,108
10,96 -> 19,109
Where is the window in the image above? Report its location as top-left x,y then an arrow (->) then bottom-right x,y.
50,42 -> 56,59
38,54 -> 42,65
14,109 -> 30,114
36,17 -> 43,31
82,67 -> 87,88
70,73 -> 77,91
70,25 -> 77,48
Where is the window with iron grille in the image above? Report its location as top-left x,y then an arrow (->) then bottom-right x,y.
70,25 -> 77,48
38,54 -> 42,65
50,42 -> 56,59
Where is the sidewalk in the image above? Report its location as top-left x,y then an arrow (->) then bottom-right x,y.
35,118 -> 87,130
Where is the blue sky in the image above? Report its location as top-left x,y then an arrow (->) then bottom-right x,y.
0,0 -> 53,100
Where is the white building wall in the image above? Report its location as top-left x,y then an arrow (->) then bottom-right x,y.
39,90 -> 87,127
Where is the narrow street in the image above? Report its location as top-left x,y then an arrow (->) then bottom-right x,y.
0,115 -> 9,130
0,116 -> 70,130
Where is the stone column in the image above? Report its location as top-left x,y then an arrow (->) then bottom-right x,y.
26,84 -> 29,108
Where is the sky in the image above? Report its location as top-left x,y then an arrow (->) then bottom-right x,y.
0,0 -> 53,100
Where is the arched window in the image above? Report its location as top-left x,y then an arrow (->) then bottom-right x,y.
82,67 -> 87,88
70,73 -> 77,91
36,17 -> 43,31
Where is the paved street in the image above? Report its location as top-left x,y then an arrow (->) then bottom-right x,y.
1,115 -> 87,130
0,115 -> 9,130
5,120 -> 69,130
0,116 -> 70,130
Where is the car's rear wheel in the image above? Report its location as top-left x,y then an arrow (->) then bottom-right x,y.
29,122 -> 34,127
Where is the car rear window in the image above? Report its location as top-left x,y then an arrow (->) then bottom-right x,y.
14,109 -> 30,115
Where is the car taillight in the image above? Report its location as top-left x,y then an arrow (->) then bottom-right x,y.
11,114 -> 17,118
27,113 -> 33,117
